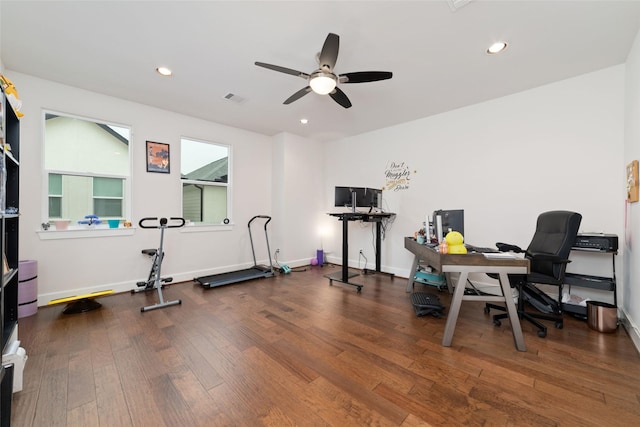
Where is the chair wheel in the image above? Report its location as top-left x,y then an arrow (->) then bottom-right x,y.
555,321 -> 563,329
484,306 -> 490,314
493,319 -> 501,327
537,330 -> 547,338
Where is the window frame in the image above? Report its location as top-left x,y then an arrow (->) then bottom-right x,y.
180,136 -> 232,226
42,110 -> 133,231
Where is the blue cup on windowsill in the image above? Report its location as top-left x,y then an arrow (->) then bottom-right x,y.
108,219 -> 120,229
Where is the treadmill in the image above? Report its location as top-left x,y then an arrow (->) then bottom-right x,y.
195,215 -> 275,288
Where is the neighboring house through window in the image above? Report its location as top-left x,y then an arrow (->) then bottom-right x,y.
44,113 -> 131,225
181,137 -> 230,224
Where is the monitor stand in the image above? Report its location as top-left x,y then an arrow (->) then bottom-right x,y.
351,190 -> 356,213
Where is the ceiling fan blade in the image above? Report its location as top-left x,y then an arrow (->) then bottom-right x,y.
318,33 -> 339,71
329,87 -> 352,109
339,71 -> 393,83
284,86 -> 312,104
255,62 -> 309,79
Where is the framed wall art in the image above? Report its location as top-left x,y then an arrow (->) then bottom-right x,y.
627,160 -> 638,203
146,141 -> 170,173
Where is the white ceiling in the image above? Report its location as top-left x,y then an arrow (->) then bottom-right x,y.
2,1 -> 640,141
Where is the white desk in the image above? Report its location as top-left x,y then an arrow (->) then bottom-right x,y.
404,237 -> 530,351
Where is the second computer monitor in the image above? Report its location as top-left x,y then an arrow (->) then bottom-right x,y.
364,187 -> 382,209
334,186 -> 382,209
433,209 -> 464,240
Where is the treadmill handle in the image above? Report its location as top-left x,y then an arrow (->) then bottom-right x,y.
248,215 -> 272,229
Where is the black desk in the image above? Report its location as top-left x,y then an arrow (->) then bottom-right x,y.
326,212 -> 395,291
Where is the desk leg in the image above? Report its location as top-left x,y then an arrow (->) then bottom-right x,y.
341,218 -> 349,282
498,272 -> 527,352
444,273 -> 454,294
375,221 -> 382,272
442,271 -> 469,347
324,217 -> 362,291
406,255 -> 420,292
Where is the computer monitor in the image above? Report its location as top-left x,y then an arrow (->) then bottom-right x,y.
433,209 -> 464,241
364,187 -> 382,209
335,187 -> 364,208
334,186 -> 381,210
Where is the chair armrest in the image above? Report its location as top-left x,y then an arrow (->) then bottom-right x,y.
528,252 -> 571,264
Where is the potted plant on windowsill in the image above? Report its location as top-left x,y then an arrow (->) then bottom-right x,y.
78,214 -> 102,228
53,219 -> 70,230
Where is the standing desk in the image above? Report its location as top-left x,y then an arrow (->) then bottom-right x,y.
326,212 -> 395,291
404,237 -> 530,351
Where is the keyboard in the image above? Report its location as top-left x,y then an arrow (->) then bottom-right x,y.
465,244 -> 499,254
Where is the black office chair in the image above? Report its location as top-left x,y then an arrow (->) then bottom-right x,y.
484,210 -> 582,338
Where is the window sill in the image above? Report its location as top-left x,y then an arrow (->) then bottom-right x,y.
37,227 -> 135,240
180,223 -> 233,233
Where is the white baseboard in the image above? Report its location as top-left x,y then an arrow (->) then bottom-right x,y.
619,309 -> 640,354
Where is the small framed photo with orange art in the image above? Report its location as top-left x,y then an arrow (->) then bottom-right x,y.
146,141 -> 170,173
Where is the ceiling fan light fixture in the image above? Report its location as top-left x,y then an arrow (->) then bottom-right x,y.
255,33 -> 392,108
309,73 -> 337,95
487,41 -> 508,55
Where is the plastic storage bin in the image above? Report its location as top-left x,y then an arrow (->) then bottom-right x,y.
18,260 -> 38,318
3,340 -> 27,393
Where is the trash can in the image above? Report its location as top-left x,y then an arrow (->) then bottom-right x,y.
18,260 -> 38,318
586,301 -> 618,333
3,341 -> 27,393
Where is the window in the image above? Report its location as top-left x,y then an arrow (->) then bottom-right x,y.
44,113 -> 130,225
93,177 -> 124,216
181,137 -> 230,224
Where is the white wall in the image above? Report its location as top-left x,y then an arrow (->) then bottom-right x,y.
271,132 -> 328,267
623,28 -> 640,348
324,66 -> 625,297
11,71 -> 273,302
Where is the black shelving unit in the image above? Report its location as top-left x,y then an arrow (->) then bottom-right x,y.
563,245 -> 617,319
1,85 -> 20,426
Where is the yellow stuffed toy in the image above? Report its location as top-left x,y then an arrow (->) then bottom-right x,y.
0,75 -> 24,117
445,231 -> 467,254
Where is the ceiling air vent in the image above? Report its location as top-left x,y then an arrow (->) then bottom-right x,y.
223,93 -> 247,104
448,0 -> 473,12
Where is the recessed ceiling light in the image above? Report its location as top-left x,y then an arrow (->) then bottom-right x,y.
487,41 -> 508,55
300,118 -> 309,125
156,66 -> 173,76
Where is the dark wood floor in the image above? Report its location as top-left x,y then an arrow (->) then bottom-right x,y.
10,264 -> 640,426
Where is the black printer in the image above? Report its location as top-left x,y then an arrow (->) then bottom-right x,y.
572,233 -> 618,252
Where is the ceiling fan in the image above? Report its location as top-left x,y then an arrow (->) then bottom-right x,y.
255,33 -> 392,109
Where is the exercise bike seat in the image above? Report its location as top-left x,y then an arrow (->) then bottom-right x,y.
142,249 -> 157,256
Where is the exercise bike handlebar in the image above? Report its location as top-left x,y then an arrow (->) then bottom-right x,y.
139,217 -> 186,229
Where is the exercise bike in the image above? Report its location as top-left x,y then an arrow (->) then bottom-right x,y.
131,217 -> 185,312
